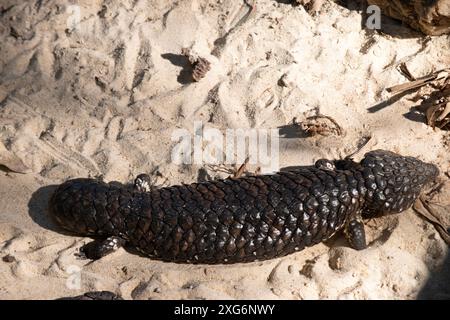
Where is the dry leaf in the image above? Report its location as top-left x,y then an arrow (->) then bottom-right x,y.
426,100 -> 450,129
414,181 -> 450,245
437,102 -> 450,122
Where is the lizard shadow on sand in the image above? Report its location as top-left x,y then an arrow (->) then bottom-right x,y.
28,184 -> 63,234
27,184 -> 158,259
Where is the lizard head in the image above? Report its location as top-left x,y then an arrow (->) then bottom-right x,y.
359,150 -> 439,218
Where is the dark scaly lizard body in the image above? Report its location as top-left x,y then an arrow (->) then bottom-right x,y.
57,291 -> 123,300
48,150 -> 439,264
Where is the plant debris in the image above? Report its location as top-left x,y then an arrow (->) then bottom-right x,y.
387,67 -> 450,130
206,155 -> 260,179
2,254 -> 16,263
181,48 -> 211,82
295,114 -> 343,137
367,0 -> 450,36
233,156 -> 250,178
295,0 -> 325,15
414,181 -> 450,245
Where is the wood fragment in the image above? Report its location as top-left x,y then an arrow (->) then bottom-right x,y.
234,157 -> 250,178
386,69 -> 449,95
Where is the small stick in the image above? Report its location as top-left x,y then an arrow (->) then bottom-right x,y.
234,156 -> 250,178
386,69 -> 450,95
206,164 -> 234,175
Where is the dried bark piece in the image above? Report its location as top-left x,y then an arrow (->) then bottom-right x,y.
297,114 -> 343,137
181,48 -> 211,82
192,57 -> 211,82
386,69 -> 449,95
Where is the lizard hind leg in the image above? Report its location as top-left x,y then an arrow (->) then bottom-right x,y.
344,216 -> 367,251
78,236 -> 127,260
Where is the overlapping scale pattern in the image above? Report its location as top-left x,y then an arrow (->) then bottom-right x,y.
49,150 -> 438,264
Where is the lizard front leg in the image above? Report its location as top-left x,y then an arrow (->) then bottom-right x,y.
344,214 -> 367,250
134,173 -> 152,192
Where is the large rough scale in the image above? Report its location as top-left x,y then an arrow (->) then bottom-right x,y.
49,150 -> 439,264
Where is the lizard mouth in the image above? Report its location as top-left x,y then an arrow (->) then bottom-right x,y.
429,163 -> 440,180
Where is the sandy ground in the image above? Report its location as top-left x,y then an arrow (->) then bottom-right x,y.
0,0 -> 449,299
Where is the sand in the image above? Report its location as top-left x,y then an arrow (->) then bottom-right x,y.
0,0 -> 449,300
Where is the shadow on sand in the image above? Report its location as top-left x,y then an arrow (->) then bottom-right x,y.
161,53 -> 194,85
417,251 -> 450,300
27,184 -> 61,233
